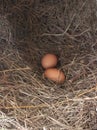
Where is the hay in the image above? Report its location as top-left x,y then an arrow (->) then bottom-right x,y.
0,0 -> 97,130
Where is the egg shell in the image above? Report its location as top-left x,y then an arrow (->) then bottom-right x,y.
41,54 -> 57,69
44,68 -> 65,83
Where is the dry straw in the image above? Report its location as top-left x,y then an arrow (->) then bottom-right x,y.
0,0 -> 97,130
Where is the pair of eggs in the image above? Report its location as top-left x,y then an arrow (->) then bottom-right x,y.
41,54 -> 65,84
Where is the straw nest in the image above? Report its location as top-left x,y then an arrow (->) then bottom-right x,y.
0,0 -> 97,130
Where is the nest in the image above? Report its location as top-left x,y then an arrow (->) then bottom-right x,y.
0,0 -> 97,129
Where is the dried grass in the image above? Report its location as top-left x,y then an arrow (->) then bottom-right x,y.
0,0 -> 97,130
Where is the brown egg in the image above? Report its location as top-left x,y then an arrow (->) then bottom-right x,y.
44,68 -> 65,83
41,54 -> 57,69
